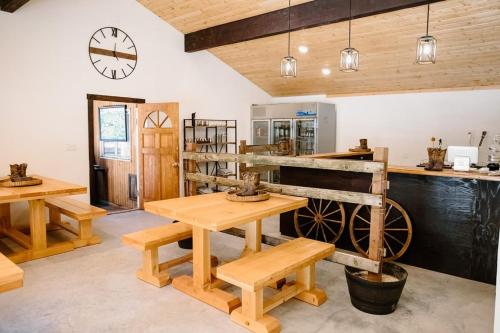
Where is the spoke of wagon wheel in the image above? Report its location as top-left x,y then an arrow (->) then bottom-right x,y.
315,221 -> 320,240
385,215 -> 403,228
321,200 -> 333,215
305,222 -> 317,237
385,204 -> 393,220
319,223 -> 328,243
306,205 -> 316,216
354,227 -> 370,231
298,214 -> 313,219
322,221 -> 338,237
323,218 -> 342,224
323,208 -> 341,218
356,214 -> 371,225
300,219 -> 315,228
384,228 -> 408,231
384,238 -> 395,257
356,233 -> 370,244
311,199 -> 318,214
318,199 -> 323,215
384,232 -> 405,246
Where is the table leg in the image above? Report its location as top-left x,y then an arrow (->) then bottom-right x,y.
29,199 -> 47,251
241,219 -> 262,257
28,199 -> 74,260
172,225 -> 241,313
0,203 -> 11,236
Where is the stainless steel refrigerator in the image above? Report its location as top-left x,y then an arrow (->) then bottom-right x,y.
251,102 -> 336,155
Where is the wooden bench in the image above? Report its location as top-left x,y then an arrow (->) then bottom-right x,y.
45,197 -> 107,248
123,223 -> 205,288
0,252 -> 23,293
216,237 -> 334,333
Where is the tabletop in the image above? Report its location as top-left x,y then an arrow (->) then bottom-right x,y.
144,192 -> 308,232
0,176 -> 87,204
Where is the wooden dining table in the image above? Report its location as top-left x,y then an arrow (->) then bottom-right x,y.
0,176 -> 86,263
144,192 -> 307,313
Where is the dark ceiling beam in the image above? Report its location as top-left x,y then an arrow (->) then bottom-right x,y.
185,0 -> 445,52
0,0 -> 31,13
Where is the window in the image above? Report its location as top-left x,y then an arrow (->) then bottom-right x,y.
99,105 -> 131,160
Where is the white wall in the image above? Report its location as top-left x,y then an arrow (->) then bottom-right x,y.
273,89 -> 500,166
0,0 -> 270,197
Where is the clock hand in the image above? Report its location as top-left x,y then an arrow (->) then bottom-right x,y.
114,43 -> 119,61
89,47 -> 137,61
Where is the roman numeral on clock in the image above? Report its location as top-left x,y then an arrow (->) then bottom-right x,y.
111,28 -> 118,38
111,70 -> 117,79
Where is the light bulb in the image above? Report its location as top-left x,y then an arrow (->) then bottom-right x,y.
322,68 -> 331,76
298,45 -> 309,54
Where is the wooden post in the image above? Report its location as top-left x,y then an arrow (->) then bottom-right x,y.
185,143 -> 198,196
368,147 -> 389,280
239,140 -> 247,174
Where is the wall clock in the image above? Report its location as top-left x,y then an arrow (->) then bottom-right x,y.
89,27 -> 137,80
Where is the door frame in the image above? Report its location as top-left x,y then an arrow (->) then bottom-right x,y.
87,94 -> 146,205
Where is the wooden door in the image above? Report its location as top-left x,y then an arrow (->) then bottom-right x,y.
138,103 -> 180,206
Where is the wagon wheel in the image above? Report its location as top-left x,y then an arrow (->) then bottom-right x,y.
349,198 -> 412,262
294,199 -> 346,244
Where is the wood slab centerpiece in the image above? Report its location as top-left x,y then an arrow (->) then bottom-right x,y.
226,172 -> 270,202
0,163 -> 42,187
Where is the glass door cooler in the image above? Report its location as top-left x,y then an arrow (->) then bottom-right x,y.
294,118 -> 317,156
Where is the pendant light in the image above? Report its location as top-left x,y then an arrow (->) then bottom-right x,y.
416,1 -> 437,64
281,0 -> 297,77
340,0 -> 359,72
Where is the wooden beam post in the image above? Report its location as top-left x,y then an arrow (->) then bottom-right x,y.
239,140 -> 247,174
184,0 -> 444,52
368,147 -> 389,279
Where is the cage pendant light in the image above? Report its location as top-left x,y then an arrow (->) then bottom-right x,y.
416,1 -> 437,64
281,0 -> 297,77
340,0 -> 359,72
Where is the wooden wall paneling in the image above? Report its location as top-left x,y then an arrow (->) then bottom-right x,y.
93,100 -> 138,209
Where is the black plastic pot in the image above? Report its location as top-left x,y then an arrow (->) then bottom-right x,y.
172,220 -> 193,249
345,262 -> 407,315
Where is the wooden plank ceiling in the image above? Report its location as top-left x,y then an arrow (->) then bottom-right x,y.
140,0 -> 500,97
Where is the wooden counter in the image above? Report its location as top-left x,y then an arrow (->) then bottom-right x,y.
279,153 -> 500,284
303,151 -> 500,182
388,166 -> 500,182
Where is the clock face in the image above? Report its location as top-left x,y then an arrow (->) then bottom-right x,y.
89,27 -> 137,80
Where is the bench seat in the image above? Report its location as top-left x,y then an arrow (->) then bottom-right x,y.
0,252 -> 24,293
123,223 -> 211,288
45,197 -> 107,248
217,237 -> 334,333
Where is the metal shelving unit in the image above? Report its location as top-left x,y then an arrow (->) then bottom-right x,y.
183,118 -> 237,192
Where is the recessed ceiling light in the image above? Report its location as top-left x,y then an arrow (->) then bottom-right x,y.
298,45 -> 309,54
322,68 -> 332,76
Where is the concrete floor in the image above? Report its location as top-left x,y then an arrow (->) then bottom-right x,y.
0,211 -> 495,333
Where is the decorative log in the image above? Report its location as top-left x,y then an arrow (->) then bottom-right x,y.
182,152 -> 384,174
185,173 -> 382,207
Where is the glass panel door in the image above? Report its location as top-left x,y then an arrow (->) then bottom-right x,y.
252,120 -> 270,145
295,119 -> 316,156
271,119 -> 292,144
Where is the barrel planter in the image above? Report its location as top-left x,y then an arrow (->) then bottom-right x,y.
345,262 -> 408,315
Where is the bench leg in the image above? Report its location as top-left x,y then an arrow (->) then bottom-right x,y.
231,289 -> 280,333
294,264 -> 327,306
77,219 -> 102,246
137,247 -> 171,287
